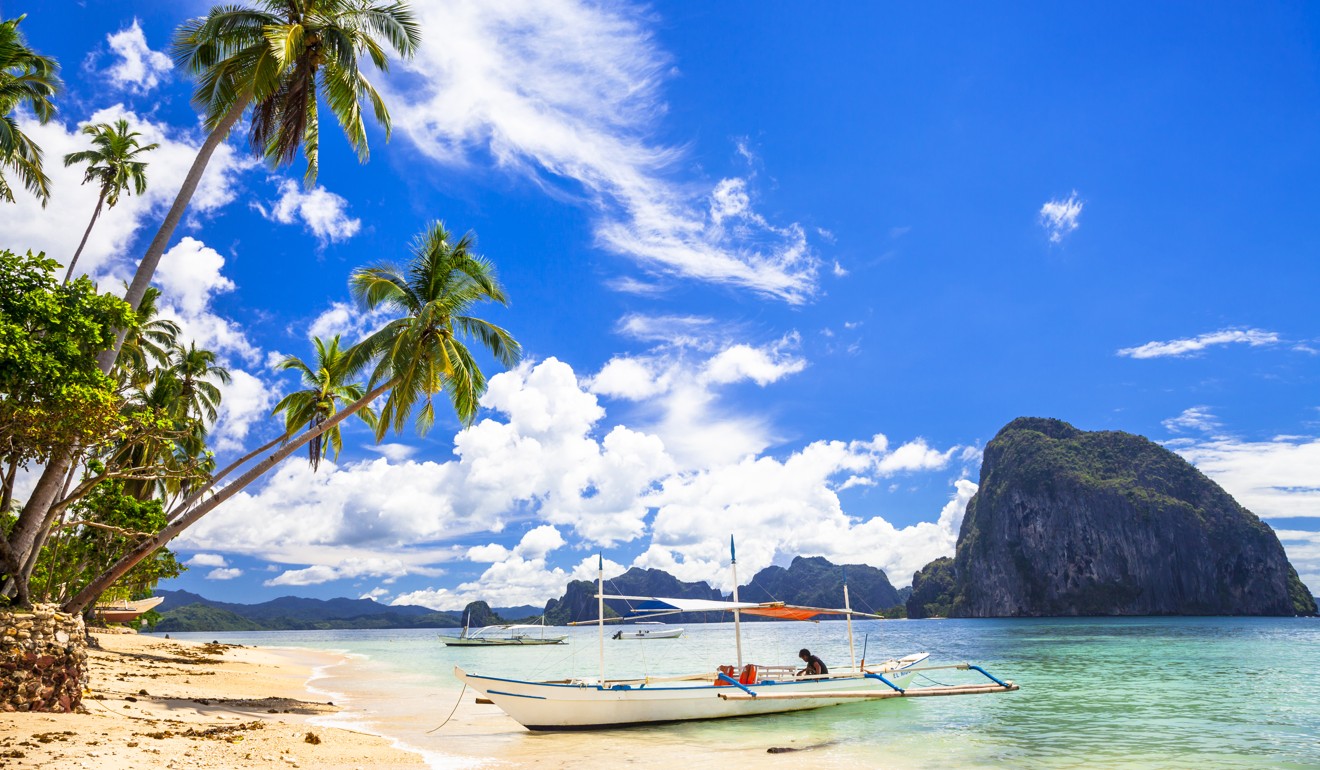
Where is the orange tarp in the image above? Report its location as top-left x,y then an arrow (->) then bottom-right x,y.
741,607 -> 828,621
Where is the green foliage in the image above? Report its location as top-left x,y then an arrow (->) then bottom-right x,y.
0,15 -> 61,204
907,556 -> 955,619
172,0 -> 420,183
0,250 -> 134,462
62,119 -> 158,206
351,222 -> 522,437
153,603 -> 264,632
31,478 -> 183,604
273,335 -> 376,470
1287,567 -> 1318,616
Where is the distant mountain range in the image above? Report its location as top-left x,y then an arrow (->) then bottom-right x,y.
150,554 -> 902,631
150,590 -> 540,632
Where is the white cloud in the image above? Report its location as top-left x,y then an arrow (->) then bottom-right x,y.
1163,406 -> 1221,435
616,313 -> 718,348
1039,191 -> 1083,243
186,553 -> 228,568
1117,328 -> 1281,359
387,1 -> 820,303
1172,435 -> 1320,520
212,369 -> 278,453
265,557 -> 415,587
155,237 -> 235,317
178,355 -> 968,605
206,568 -> 243,580
361,587 -> 391,602
0,105 -> 251,282
368,443 -> 418,462
258,179 -> 361,244
305,300 -> 393,344
103,20 -> 172,94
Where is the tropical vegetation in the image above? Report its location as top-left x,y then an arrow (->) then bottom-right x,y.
61,119 -> 159,282
0,14 -> 59,204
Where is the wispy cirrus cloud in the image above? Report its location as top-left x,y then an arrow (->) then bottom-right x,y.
1117,328 -> 1280,359
386,0 -> 821,303
1163,406 -> 1221,435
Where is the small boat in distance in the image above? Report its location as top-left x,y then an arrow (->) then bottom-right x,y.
441,611 -> 567,647
612,622 -> 684,640
94,596 -> 164,623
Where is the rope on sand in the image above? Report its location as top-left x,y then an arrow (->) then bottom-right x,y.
426,682 -> 467,734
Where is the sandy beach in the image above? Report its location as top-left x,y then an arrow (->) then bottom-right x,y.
0,630 -> 426,770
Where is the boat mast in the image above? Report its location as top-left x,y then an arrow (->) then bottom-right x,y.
597,552 -> 605,685
843,565 -> 856,671
731,535 -> 743,670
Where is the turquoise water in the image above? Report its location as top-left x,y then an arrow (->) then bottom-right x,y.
163,617 -> 1320,769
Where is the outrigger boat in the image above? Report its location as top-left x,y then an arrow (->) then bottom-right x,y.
455,538 -> 1018,730
441,611 -> 567,647
94,596 -> 164,623
612,622 -> 683,640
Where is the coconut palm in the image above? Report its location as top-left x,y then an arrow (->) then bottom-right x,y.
169,342 -> 231,424
0,14 -> 60,204
61,119 -> 159,282
63,220 -> 520,614
114,0 -> 421,345
273,335 -> 377,471
115,287 -> 182,388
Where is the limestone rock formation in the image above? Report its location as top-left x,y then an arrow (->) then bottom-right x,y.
739,556 -> 901,613
952,417 -> 1316,617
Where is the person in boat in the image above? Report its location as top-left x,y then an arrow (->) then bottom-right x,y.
797,648 -> 828,677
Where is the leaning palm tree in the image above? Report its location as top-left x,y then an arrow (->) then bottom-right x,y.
62,119 -> 159,282
169,342 -> 231,424
115,286 -> 181,388
63,220 -> 520,614
113,0 -> 421,349
273,335 -> 377,471
0,14 -> 60,204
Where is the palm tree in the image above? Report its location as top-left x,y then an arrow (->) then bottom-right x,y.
169,342 -> 231,424
0,14 -> 60,204
63,220 -> 520,614
111,0 -> 421,360
273,335 -> 377,471
61,119 -> 159,282
115,287 -> 181,388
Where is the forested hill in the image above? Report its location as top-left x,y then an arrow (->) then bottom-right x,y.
150,591 -> 537,632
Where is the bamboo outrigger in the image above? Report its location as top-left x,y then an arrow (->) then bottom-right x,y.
454,537 -> 1018,730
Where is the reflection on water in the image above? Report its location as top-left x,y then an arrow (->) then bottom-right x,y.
164,617 -> 1320,769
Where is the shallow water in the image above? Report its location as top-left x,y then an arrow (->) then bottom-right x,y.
163,616 -> 1320,768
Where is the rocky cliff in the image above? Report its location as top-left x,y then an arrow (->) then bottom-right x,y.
906,557 -> 955,619
739,556 -> 901,613
952,417 -> 1316,617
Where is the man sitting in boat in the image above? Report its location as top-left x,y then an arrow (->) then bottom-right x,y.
797,648 -> 828,676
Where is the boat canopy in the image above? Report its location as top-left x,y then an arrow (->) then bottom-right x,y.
576,594 -> 880,624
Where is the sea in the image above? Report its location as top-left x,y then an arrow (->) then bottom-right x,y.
161,616 -> 1320,769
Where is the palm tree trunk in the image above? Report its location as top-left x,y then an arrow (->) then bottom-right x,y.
98,95 -> 251,373
61,380 -> 393,615
64,188 -> 106,284
165,431 -> 288,522
5,450 -> 74,599
18,459 -> 79,593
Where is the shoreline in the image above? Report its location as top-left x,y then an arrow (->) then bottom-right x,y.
0,630 -> 429,769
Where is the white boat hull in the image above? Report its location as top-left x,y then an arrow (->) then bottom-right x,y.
613,629 -> 683,640
456,665 -> 922,730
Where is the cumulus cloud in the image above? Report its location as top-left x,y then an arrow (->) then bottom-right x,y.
207,567 -> 243,580
186,553 -> 229,568
386,1 -> 820,302
0,104 -> 251,282
1039,191 -> 1083,243
180,353 -> 969,603
1171,435 -> 1320,520
266,557 -> 418,587
257,179 -> 361,244
103,20 -> 172,93
1163,406 -> 1220,435
305,300 -> 393,344
1117,328 -> 1281,359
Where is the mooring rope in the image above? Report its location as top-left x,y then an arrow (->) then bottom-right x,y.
426,682 -> 467,734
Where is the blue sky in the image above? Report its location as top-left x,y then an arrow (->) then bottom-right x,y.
5,1 -> 1318,608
